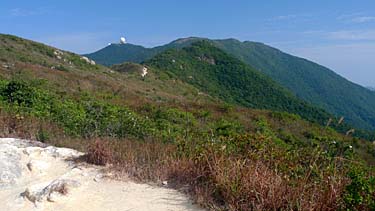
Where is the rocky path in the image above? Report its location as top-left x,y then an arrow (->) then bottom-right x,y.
0,138 -> 203,211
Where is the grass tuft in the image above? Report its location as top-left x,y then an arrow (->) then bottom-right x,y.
85,139 -> 113,166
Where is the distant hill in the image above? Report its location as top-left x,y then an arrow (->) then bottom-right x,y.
146,41 -> 332,124
85,37 -> 375,130
83,37 -> 202,66
367,86 -> 375,91
84,43 -> 155,66
211,39 -> 375,131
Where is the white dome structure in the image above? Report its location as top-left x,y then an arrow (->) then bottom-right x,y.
120,37 -> 126,44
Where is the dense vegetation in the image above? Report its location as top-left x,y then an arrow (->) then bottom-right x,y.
1,76 -> 374,210
0,79 -> 152,139
86,37 -> 375,131
146,41 -> 336,128
212,38 -> 375,131
1,34 -> 375,210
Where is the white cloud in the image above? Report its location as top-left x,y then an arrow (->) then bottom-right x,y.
351,16 -> 375,23
336,12 -> 364,21
337,13 -> 375,23
273,15 -> 297,20
328,30 -> 375,41
268,14 -> 313,24
10,8 -> 46,17
301,30 -> 325,35
297,29 -> 375,41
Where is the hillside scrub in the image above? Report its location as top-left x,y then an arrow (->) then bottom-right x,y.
0,78 -> 374,210
2,110 -> 374,210
0,79 -> 152,138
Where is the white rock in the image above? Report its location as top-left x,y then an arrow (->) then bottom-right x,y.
94,174 -> 103,182
0,144 -> 22,188
81,56 -> 90,63
54,50 -> 63,56
47,191 -> 64,202
141,67 -> 148,77
81,56 -> 96,65
21,179 -> 80,203
26,160 -> 50,173
23,147 -> 42,156
56,147 -> 83,158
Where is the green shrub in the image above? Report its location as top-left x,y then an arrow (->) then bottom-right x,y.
343,168 -> 375,210
149,107 -> 198,142
211,118 -> 243,137
36,128 -> 50,143
0,79 -> 153,139
1,80 -> 36,106
270,111 -> 301,122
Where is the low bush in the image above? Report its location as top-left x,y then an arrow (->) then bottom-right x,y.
344,167 -> 375,210
0,79 -> 153,139
86,139 -> 113,166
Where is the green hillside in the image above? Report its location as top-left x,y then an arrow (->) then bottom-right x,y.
146,41 -> 332,125
85,37 -> 375,131
212,39 -> 375,131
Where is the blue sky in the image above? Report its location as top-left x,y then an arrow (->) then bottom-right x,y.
1,0 -> 375,86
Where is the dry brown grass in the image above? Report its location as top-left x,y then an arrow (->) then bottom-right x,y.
91,138 -> 350,211
0,108 -> 63,139
85,139 -> 113,166
0,105 -> 367,211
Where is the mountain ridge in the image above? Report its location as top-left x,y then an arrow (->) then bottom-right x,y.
145,40 -> 332,125
85,37 -> 375,130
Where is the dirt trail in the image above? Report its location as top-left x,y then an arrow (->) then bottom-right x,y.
0,138 -> 203,211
